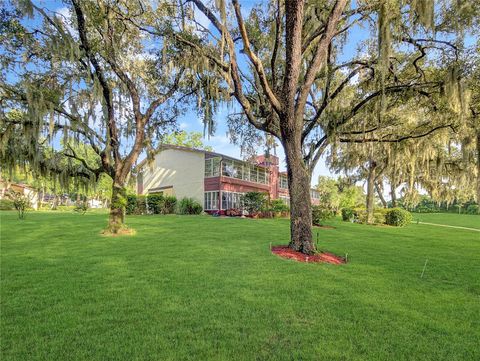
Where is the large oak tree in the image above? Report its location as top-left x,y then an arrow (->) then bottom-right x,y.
173,0 -> 477,253
1,0 -> 195,233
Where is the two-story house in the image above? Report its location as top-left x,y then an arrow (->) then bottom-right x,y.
136,145 -> 319,214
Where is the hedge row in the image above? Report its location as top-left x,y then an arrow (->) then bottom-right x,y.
126,194 -> 202,215
341,207 -> 412,227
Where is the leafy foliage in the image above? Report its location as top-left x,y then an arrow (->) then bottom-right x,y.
147,194 -> 164,215
269,199 -> 289,213
73,200 -> 89,215
385,208 -> 413,227
177,197 -> 203,215
311,205 -> 335,226
5,189 -> 30,219
0,199 -> 15,210
126,194 -> 147,215
241,192 -> 266,215
145,194 -> 177,215
466,204 -> 479,215
341,208 -> 355,222
162,131 -> 213,151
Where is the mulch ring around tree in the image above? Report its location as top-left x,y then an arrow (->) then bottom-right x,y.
271,246 -> 346,265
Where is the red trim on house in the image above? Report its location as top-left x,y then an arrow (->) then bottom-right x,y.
219,176 -> 270,192
204,176 -> 221,191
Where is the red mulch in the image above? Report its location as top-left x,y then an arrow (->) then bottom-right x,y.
271,246 -> 345,265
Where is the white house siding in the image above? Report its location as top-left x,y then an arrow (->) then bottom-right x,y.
140,148 -> 205,205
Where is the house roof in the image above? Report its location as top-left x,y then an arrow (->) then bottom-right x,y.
136,144 -> 267,170
0,180 -> 35,190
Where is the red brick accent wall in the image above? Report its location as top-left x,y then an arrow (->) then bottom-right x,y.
220,177 -> 270,193
204,176 -> 221,191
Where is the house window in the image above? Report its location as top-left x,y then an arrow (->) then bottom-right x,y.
220,158 -> 269,185
222,159 -> 235,177
249,165 -> 258,183
205,157 -> 220,177
221,191 -> 244,210
257,168 -> 267,184
204,191 -> 219,210
310,189 -> 319,199
279,175 -> 288,189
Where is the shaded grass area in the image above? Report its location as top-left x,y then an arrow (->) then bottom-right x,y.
1,211 -> 479,361
412,212 -> 480,229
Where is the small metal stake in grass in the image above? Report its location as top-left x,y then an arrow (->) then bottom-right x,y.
345,253 -> 348,263
421,259 -> 429,278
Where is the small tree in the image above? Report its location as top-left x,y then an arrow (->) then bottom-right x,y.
73,198 -> 89,215
6,189 -> 31,220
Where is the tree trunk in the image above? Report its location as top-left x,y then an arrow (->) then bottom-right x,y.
375,181 -> 387,208
390,178 -> 397,208
106,177 -> 128,234
366,160 -> 377,224
476,130 -> 480,205
284,139 -> 315,255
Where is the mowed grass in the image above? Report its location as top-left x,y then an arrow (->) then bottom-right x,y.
1,211 -> 479,361
412,212 -> 480,229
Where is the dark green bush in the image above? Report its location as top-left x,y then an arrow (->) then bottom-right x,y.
373,208 -> 388,224
270,199 -> 289,213
347,207 -> 388,224
177,197 -> 203,215
241,192 -> 266,215
385,208 -> 412,227
311,205 -> 334,226
353,207 -> 367,223
0,199 -> 14,210
465,204 -> 479,215
126,194 -> 137,215
127,194 -> 174,215
147,194 -> 164,214
161,196 -> 177,214
341,208 -> 355,222
136,195 -> 147,214
125,194 -> 147,215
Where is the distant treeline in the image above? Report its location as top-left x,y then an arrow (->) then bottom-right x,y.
393,196 -> 479,214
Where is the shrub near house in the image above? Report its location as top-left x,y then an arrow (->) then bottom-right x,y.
177,197 -> 203,215
269,199 -> 290,217
241,192 -> 267,216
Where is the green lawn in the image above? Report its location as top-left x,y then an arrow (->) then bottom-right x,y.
412,212 -> 480,229
1,211 -> 479,361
